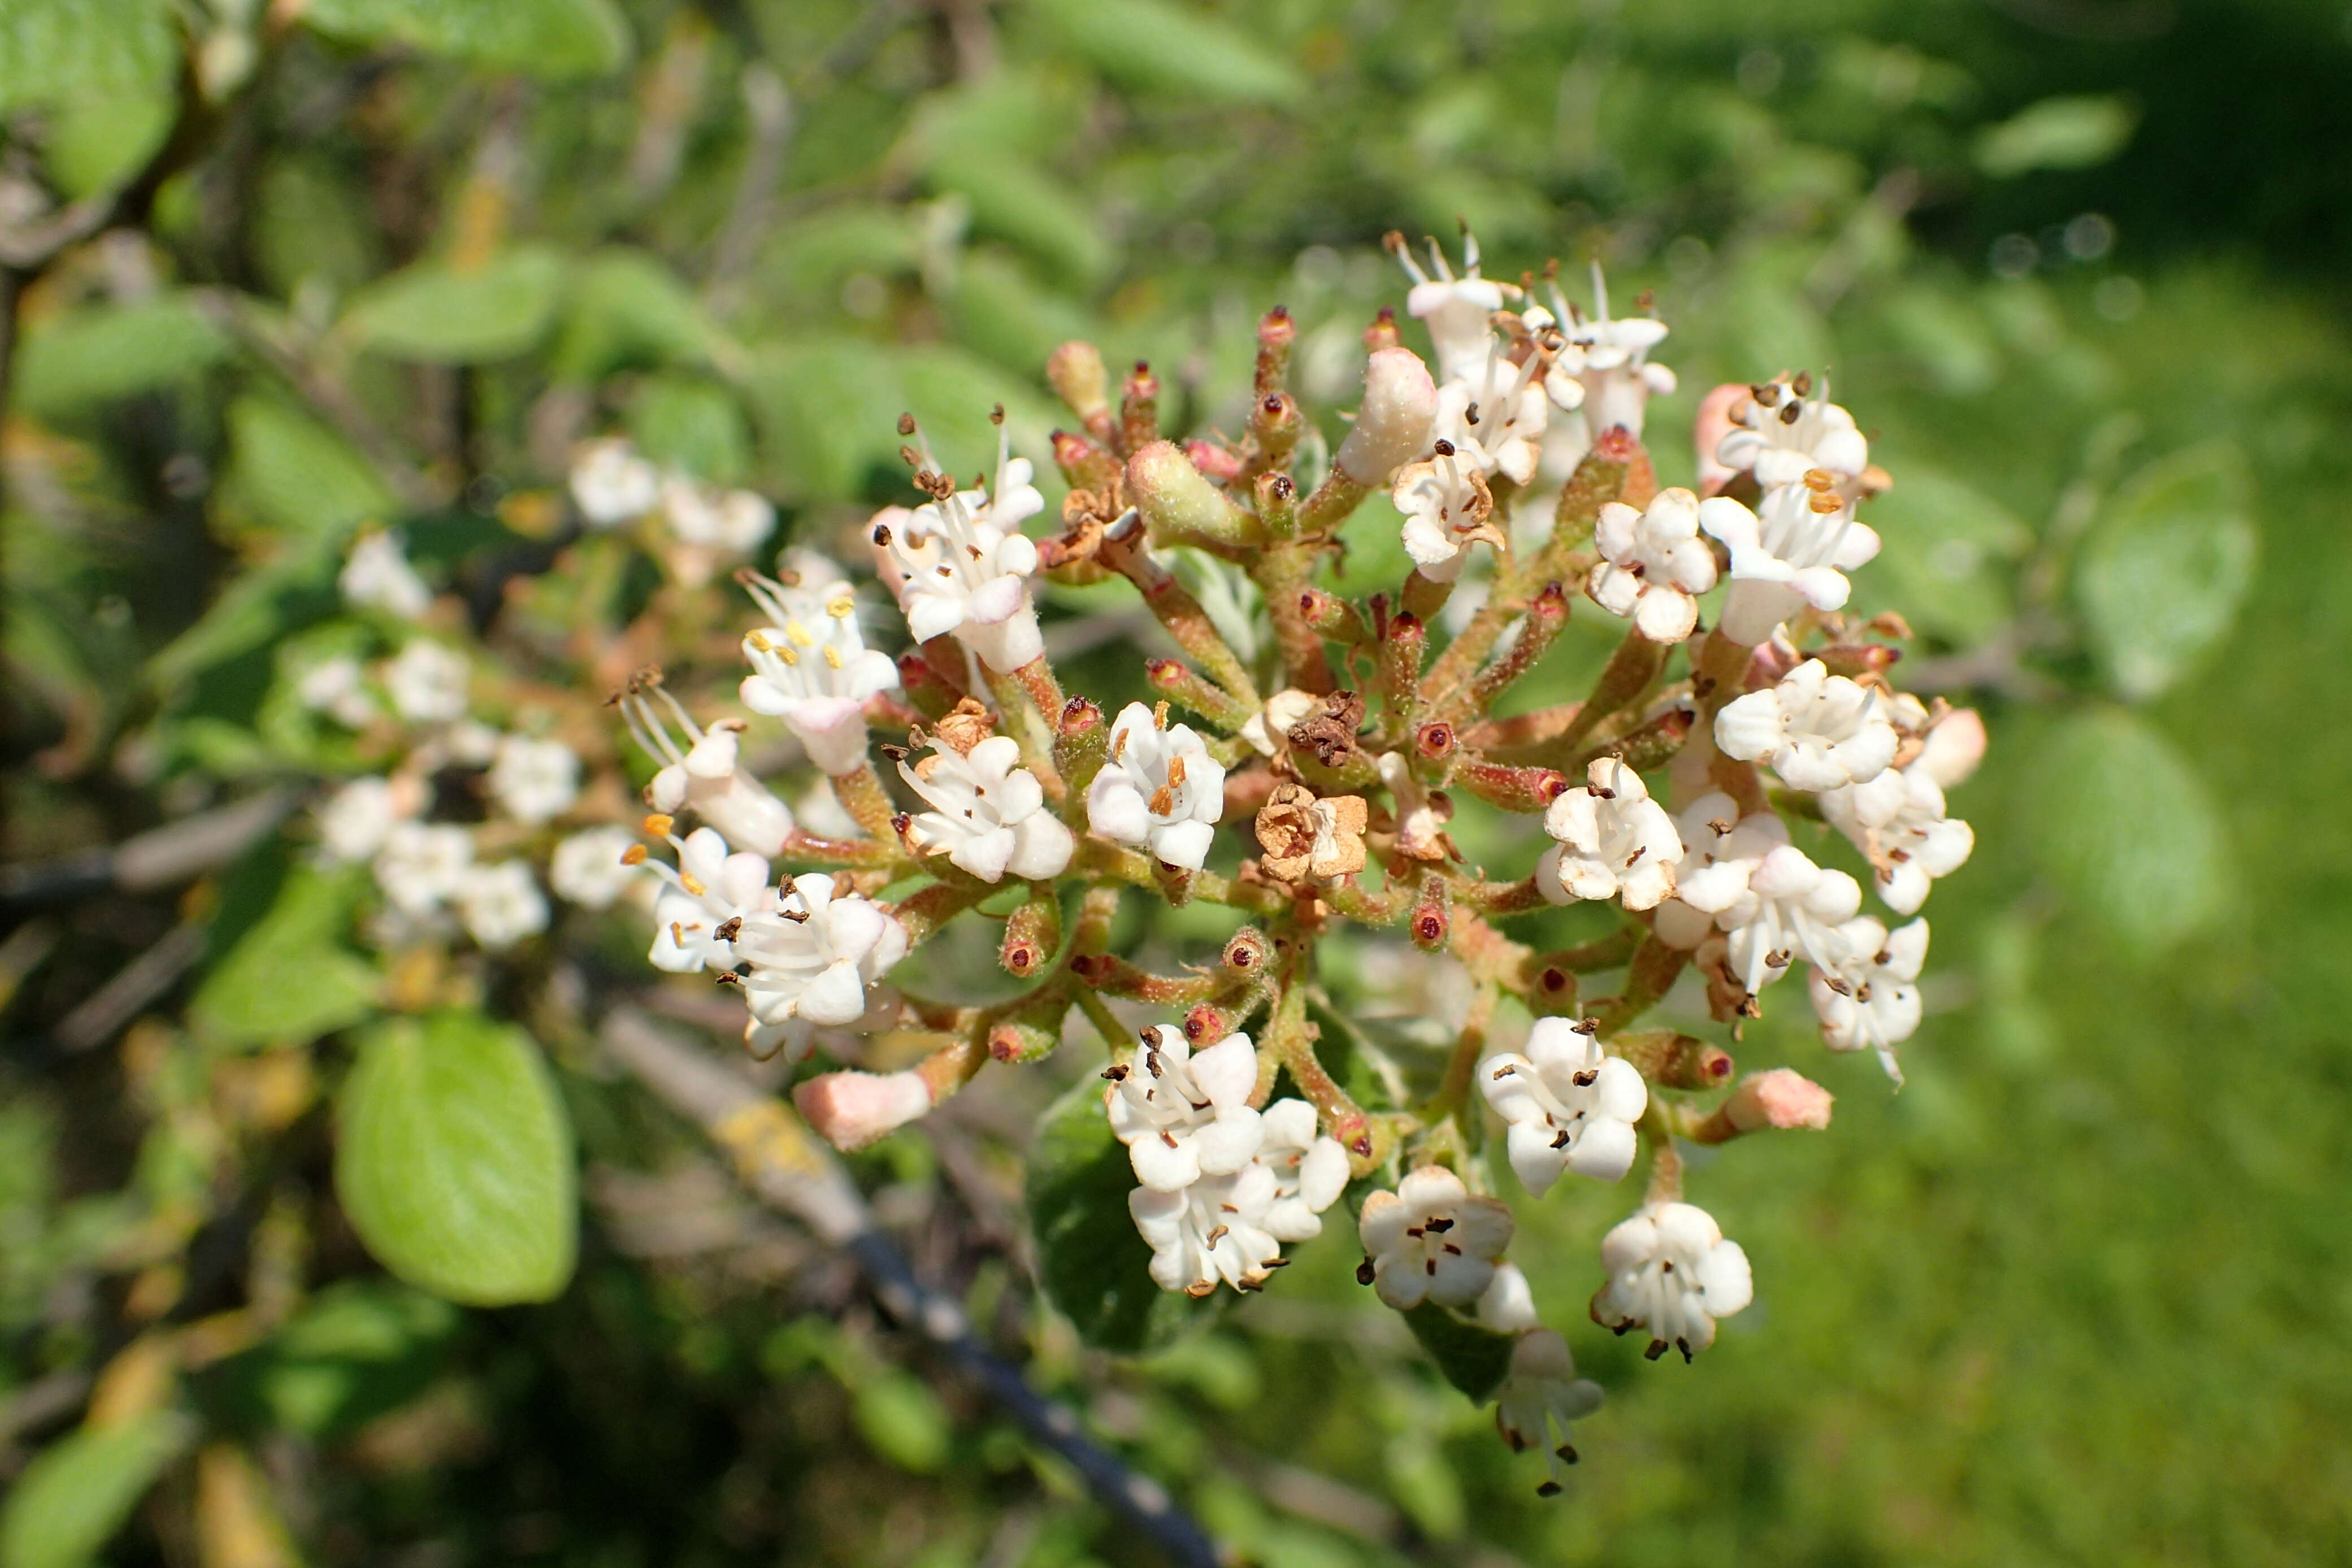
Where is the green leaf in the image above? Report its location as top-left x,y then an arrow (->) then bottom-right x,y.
626,376 -> 751,486
199,1281 -> 459,1440
2029,708 -> 2230,957
223,397 -> 396,544
1399,1300 -> 1516,1402
340,247 -> 569,364
549,249 -> 722,384
1025,1078 -> 1224,1353
2074,441 -> 2256,701
0,1412 -> 191,1568
1974,94 -> 2138,177
190,863 -> 381,1047
145,535 -> 345,693
925,149 -> 1113,288
747,340 -> 1056,503
0,0 -> 174,115
300,0 -> 629,77
41,89 -> 175,199
1026,0 -> 1304,105
336,1013 -> 578,1306
850,1371 -> 952,1474
1856,462 -> 2034,645
13,297 -> 232,418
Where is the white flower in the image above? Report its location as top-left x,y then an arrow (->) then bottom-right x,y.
1357,1165 -> 1514,1311
661,479 -> 775,555
1388,229 -> 1508,384
1651,794 -> 1787,949
1477,1261 -> 1542,1333
1715,376 -> 1869,492
617,683 -> 795,856
733,873 -> 908,1032
1591,1201 -> 1752,1360
1256,1098 -> 1350,1241
643,826 -> 782,973
549,826 -> 643,910
736,567 -> 900,775
1535,758 -> 1682,911
1495,1329 -> 1605,1496
1713,659 -> 1898,792
898,735 -> 1073,883
1130,1165 -> 1285,1297
1715,843 -> 1862,998
1479,1016 -> 1648,1196
455,860 -> 548,950
1432,345 -> 1551,487
383,640 -> 469,725
1528,262 -> 1674,471
873,424 -> 1045,674
296,654 -> 376,728
371,821 -> 472,917
570,438 -> 661,527
318,775 -> 416,863
1699,478 -> 1882,646
1106,1026 -> 1263,1194
441,719 -> 500,767
339,531 -> 432,620
1819,757 -> 1975,915
1087,702 -> 1225,871
1392,439 -> 1498,584
487,734 -> 581,826
1588,488 -> 1719,643
1810,915 -> 1928,1083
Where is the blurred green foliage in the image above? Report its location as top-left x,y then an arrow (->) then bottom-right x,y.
5,1 -> 2351,1565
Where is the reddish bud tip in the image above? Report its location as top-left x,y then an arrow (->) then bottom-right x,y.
1540,966 -> 1569,993
1182,1005 -> 1227,1044
1415,722 -> 1456,759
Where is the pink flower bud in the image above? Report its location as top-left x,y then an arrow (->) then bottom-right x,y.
1692,383 -> 1750,496
1722,1069 -> 1834,1132
1335,347 -> 1437,485
1918,708 -> 1987,790
794,1069 -> 932,1150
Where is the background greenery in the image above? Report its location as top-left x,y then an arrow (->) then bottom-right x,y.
3,0 -> 2349,1563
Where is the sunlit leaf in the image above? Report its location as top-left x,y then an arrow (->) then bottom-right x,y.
2074,440 -> 2256,701
1026,0 -> 1304,105
2029,707 -> 2229,957
190,864 -> 381,1047
223,397 -> 395,543
1975,94 -> 2138,177
0,1412 -> 191,1568
340,247 -> 569,364
14,297 -> 231,418
301,0 -> 629,77
336,1014 -> 578,1306
0,0 -> 173,115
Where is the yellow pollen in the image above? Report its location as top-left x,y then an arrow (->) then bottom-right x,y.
779,645 -> 800,666
1153,700 -> 1169,731
620,844 -> 648,865
822,645 -> 843,669
679,873 -> 707,896
1803,467 -> 1836,492
747,630 -> 774,653
786,621 -> 816,647
1166,754 -> 1187,791
1807,490 -> 1843,515
643,813 -> 675,836
827,596 -> 854,619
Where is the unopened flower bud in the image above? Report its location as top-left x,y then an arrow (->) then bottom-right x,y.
795,1069 -> 931,1151
1126,441 -> 1257,548
1185,439 -> 1246,484
1047,341 -> 1112,435
1221,927 -> 1271,978
1121,360 -> 1160,453
1001,889 -> 1061,977
1410,875 -> 1450,952
1182,1004 -> 1230,1046
896,650 -> 964,722
1687,1067 -> 1833,1144
987,1017 -> 1060,1065
1051,428 -> 1120,494
1362,306 -> 1401,353
1335,347 -> 1438,486
1450,759 -> 1572,813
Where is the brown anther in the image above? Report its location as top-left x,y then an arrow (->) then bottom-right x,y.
1780,400 -> 1803,425
1433,438 -> 1456,457
1101,1063 -> 1129,1081
1572,1017 -> 1599,1035
1540,967 -> 1569,993
1357,1258 -> 1378,1285
712,917 -> 743,943
1572,1069 -> 1598,1087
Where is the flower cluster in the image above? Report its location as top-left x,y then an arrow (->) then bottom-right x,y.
302,227 -> 1985,1489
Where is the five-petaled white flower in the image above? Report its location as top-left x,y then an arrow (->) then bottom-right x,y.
372,820 -> 473,918
1713,658 -> 1898,793
549,825 -> 642,910
617,683 -> 795,856
1715,376 -> 1869,492
1714,843 -> 1862,999
1495,1328 -> 1606,1497
1392,438 -> 1499,583
897,734 -> 1073,884
1106,1025 -> 1263,1195
339,530 -> 432,620
1357,1165 -> 1514,1311
455,860 -> 548,950
1651,794 -> 1789,950
1479,1016 -> 1648,1196
318,775 -> 416,865
1129,1165 -> 1286,1297
1809,915 -> 1928,1083
1432,345 -> 1552,487
733,874 -> 908,1035
296,654 -> 376,728
1256,1098 -> 1351,1241
660,479 -> 774,555
1536,758 -> 1682,911
1588,488 -> 1720,644
1388,228 -> 1510,385
1591,1201 -> 1753,1361
383,639 -> 470,725
1699,474 -> 1882,646
644,827 -> 782,974
488,733 -> 582,826
1087,702 -> 1225,870
570,437 -> 661,527
1818,719 -> 1979,914
1548,261 -> 1675,439
873,423 -> 1047,674
736,567 -> 900,776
